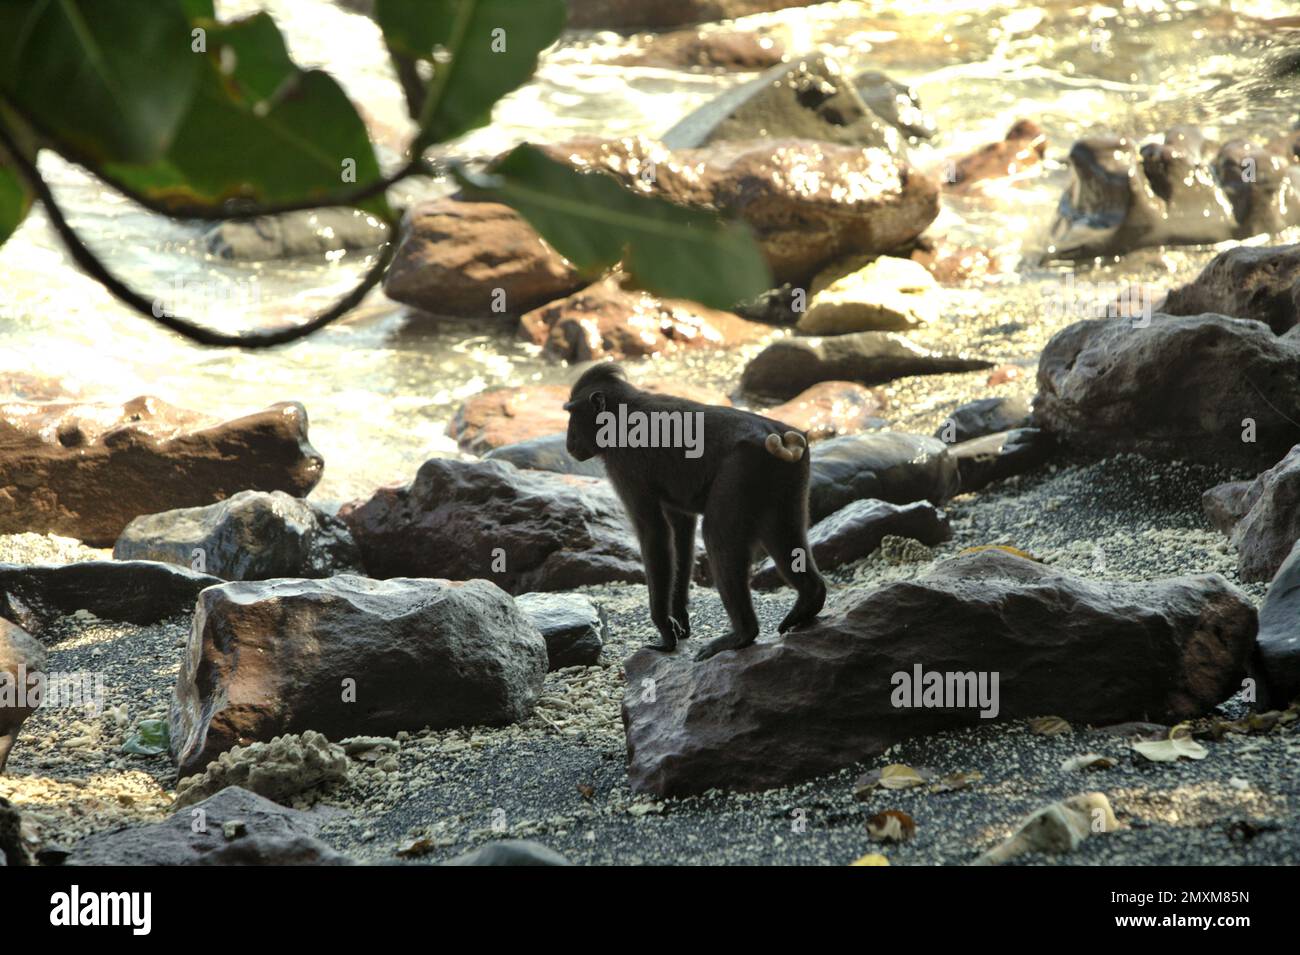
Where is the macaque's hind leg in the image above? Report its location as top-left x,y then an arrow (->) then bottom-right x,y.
667,510 -> 697,640
695,498 -> 761,662
627,498 -> 679,652
762,513 -> 826,633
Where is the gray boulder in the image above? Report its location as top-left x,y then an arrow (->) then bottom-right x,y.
339,458 -> 642,592
742,332 -> 992,400
752,499 -> 951,587
1257,540 -> 1300,707
623,549 -> 1256,796
170,577 -> 547,777
515,592 -> 605,669
936,396 -> 1031,444
948,428 -> 1054,494
203,209 -> 388,260
484,434 -> 606,478
69,786 -> 343,865
114,490 -> 362,581
0,560 -> 220,638
1226,444 -> 1300,582
809,432 -> 959,523
1034,314 -> 1300,468
1163,243 -> 1300,334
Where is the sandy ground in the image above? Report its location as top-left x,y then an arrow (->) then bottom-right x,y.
3,451 -> 1296,866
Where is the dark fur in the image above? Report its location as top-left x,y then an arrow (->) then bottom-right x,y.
565,363 -> 826,660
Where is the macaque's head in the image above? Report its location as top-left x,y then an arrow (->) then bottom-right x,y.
564,362 -> 626,461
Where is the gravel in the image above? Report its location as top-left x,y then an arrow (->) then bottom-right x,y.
2,450 -> 1295,866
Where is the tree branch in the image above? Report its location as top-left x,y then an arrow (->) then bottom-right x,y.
0,120 -> 398,348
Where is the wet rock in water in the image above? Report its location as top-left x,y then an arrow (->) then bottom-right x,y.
733,282 -> 804,325
808,432 -> 959,522
203,209 -> 388,260
537,136 -> 939,284
762,381 -> 887,441
1033,314 -> 1300,468
442,839 -> 572,866
339,459 -> 641,591
620,28 -> 785,71
1048,128 -> 1300,258
170,577 -> 547,777
1256,540 -> 1300,707
69,786 -> 342,865
450,380 -> 729,455
519,274 -> 768,362
942,119 -> 1046,192
662,55 -> 903,153
0,371 -> 81,401
0,561 -> 221,637
565,0 -> 820,31
198,833 -> 354,866
948,428 -> 1053,494
383,198 -> 582,317
752,498 -> 951,587
1163,243 -> 1300,334
173,731 -> 351,810
113,490 -> 362,581
936,396 -> 1031,444
796,254 -> 940,334
622,549 -> 1257,796
484,434 -> 606,478
741,331 -> 992,400
1223,444 -> 1300,582
910,241 -> 1010,285
0,396 -> 323,546
450,385 -> 571,455
973,793 -> 1120,866
515,592 -> 605,670
854,71 -> 936,142
0,618 -> 46,774
1202,479 -> 1255,535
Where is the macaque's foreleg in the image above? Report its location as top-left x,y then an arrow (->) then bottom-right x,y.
627,497 -> 679,652
667,509 -> 697,640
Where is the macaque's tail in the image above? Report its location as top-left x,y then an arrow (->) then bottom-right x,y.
764,430 -> 807,462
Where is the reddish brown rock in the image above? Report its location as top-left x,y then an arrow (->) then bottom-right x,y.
943,120 -> 1047,193
0,397 -> 323,546
450,379 -> 731,454
520,274 -> 768,362
537,136 -> 939,283
384,199 -> 583,317
761,381 -> 887,441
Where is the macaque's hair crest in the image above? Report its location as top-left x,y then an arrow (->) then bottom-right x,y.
570,362 -> 628,397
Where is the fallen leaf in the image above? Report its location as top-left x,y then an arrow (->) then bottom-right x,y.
1132,736 -> 1208,763
853,764 -> 931,799
930,770 -> 982,793
973,792 -> 1120,865
850,853 -> 890,866
576,783 -> 595,800
1030,716 -> 1072,736
1061,753 -> 1117,772
396,837 -> 435,858
867,810 -> 916,843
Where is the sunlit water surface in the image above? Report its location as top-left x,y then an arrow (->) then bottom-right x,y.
1,0 -> 1297,502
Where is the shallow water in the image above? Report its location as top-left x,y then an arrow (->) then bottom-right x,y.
1,0 -> 1297,503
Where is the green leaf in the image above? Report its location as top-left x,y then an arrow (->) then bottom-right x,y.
0,0 -> 200,164
456,144 -> 772,309
101,13 -> 390,221
375,0 -> 566,148
179,0 -> 214,19
122,719 -> 170,757
0,163 -> 30,245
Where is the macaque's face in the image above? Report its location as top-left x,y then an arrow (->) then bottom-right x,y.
564,390 -> 605,461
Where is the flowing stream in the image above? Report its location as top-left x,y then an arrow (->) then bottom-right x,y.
2,0 -> 1297,503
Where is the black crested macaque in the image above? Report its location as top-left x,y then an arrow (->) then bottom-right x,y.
564,363 -> 826,661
